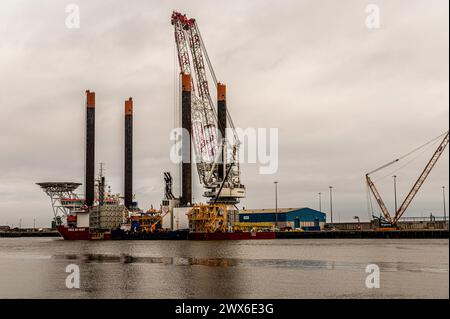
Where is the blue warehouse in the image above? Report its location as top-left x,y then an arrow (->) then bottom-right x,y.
239,207 -> 326,231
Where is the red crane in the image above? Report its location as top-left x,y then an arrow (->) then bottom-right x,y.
171,11 -> 245,204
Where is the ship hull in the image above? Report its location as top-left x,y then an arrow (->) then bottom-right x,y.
57,226 -> 274,241
57,226 -> 188,240
188,231 -> 276,240
111,229 -> 189,240
57,225 -> 90,240
56,225 -> 112,240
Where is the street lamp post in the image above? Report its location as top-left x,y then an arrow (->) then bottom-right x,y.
443,186 -> 447,224
318,192 -> 322,212
393,175 -> 398,214
329,186 -> 333,225
274,181 -> 278,229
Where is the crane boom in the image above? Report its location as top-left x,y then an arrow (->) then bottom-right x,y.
365,174 -> 392,222
186,19 -> 219,162
171,11 -> 245,204
393,132 -> 449,223
171,12 -> 191,76
172,12 -> 217,176
366,131 -> 449,225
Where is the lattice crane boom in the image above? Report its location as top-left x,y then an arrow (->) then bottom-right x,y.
171,11 -> 245,204
171,12 -> 191,76
366,131 -> 449,225
393,132 -> 449,223
365,174 -> 392,222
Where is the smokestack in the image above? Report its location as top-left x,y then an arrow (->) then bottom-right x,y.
124,97 -> 133,209
85,90 -> 95,207
181,73 -> 192,206
217,83 -> 227,181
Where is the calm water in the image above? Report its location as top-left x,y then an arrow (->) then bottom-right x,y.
0,238 -> 448,298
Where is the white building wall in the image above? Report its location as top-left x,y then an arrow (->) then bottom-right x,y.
161,199 -> 181,230
170,207 -> 190,230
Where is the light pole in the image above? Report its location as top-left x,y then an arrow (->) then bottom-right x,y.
318,192 -> 322,212
393,175 -> 398,214
274,181 -> 278,229
443,186 -> 446,224
329,186 -> 333,225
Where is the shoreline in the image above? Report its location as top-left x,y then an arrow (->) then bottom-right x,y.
1,229 -> 448,239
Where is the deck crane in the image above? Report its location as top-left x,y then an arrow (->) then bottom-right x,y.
171,11 -> 245,205
366,131 -> 449,228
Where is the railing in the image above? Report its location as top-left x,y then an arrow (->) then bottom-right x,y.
397,216 -> 448,222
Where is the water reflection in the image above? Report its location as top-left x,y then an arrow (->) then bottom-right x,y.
1,238 -> 448,298
52,253 -> 335,269
49,252 -> 450,275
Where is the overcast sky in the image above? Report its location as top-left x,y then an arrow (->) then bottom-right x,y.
0,0 -> 448,227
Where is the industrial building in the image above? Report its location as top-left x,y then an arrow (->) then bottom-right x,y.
239,208 -> 326,231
